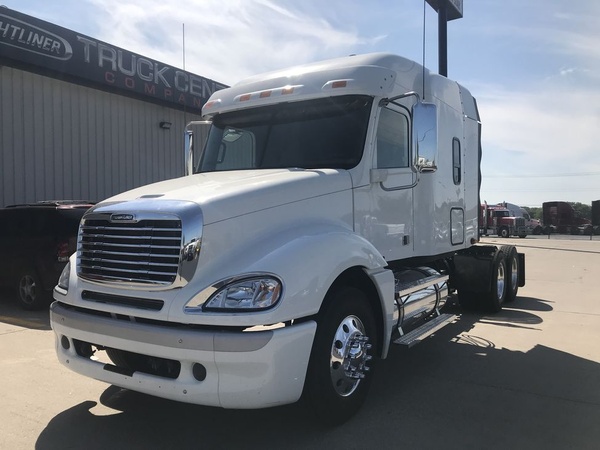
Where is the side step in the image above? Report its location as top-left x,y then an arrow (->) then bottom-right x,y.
393,313 -> 457,348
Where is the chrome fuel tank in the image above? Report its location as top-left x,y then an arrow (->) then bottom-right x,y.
393,267 -> 449,329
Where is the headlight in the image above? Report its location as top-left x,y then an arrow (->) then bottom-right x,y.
57,261 -> 71,292
199,276 -> 282,312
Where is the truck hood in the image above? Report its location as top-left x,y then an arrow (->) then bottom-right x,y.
101,169 -> 352,225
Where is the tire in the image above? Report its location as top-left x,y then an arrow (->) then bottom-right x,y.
304,286 -> 377,425
500,245 -> 519,303
106,348 -> 180,378
106,348 -> 136,369
484,250 -> 507,313
16,268 -> 49,310
499,227 -> 510,238
518,234 -> 527,238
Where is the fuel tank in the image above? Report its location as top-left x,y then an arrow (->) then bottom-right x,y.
393,267 -> 449,329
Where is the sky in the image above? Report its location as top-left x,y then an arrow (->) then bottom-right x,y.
3,0 -> 600,207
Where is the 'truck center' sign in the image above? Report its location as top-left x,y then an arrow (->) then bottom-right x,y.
0,7 -> 227,112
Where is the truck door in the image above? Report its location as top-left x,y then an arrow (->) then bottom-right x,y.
362,105 -> 415,261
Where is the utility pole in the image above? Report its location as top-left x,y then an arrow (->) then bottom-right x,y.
425,0 -> 463,77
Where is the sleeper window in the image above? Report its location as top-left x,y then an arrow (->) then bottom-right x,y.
452,138 -> 461,185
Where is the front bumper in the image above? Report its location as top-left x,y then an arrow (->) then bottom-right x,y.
515,226 -> 529,236
50,301 -> 316,409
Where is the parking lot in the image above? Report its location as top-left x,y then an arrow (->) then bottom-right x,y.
1,236 -> 599,450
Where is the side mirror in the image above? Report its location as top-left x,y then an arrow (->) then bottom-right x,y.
184,120 -> 212,176
412,102 -> 438,173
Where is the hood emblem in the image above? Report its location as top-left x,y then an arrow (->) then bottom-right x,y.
110,213 -> 136,222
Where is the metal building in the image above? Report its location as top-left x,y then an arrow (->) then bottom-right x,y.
0,7 -> 226,208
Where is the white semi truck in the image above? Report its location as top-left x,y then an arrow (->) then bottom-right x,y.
50,53 -> 525,424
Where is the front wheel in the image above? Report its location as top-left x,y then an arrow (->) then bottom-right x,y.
499,227 -> 510,238
304,287 -> 377,425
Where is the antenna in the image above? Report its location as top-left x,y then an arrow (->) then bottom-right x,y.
182,23 -> 186,71
422,0 -> 426,101
182,23 -> 187,127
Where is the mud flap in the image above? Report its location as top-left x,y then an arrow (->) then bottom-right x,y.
452,246 -> 496,294
518,252 -> 526,287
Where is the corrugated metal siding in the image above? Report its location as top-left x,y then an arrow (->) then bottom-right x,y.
0,66 -> 201,207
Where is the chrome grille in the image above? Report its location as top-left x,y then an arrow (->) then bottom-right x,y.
515,217 -> 525,227
78,217 -> 182,285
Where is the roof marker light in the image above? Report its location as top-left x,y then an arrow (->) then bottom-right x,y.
260,91 -> 272,98
332,80 -> 348,88
281,86 -> 294,95
239,94 -> 251,102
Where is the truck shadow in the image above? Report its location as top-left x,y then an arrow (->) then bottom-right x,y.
504,295 -> 554,312
36,296 -> 600,450
446,296 -> 553,332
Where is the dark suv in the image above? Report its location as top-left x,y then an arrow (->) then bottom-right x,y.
0,201 -> 93,310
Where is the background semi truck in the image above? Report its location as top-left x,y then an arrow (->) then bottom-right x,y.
542,201 -> 592,235
50,53 -> 525,424
479,203 -> 528,238
593,200 -> 600,235
498,202 -> 542,235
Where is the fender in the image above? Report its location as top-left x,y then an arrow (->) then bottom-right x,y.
169,221 -> 396,351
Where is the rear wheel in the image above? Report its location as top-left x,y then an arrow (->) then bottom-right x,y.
500,245 -> 519,303
16,269 -> 49,310
304,286 -> 377,425
484,250 -> 507,312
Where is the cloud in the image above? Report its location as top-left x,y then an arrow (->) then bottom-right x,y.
559,67 -> 577,77
16,0 -> 595,205
469,1 -> 600,174
475,75 -> 600,205
477,83 -> 600,169
86,0 -> 386,85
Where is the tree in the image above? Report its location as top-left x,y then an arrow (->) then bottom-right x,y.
523,207 -> 542,220
569,202 -> 591,220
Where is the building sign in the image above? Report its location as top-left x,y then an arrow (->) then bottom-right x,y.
0,7 -> 227,112
425,0 -> 463,21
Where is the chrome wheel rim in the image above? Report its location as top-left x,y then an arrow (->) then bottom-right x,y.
329,315 -> 372,397
510,255 -> 518,293
19,275 -> 37,304
496,261 -> 506,300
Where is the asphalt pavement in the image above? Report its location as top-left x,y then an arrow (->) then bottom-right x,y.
1,236 -> 599,449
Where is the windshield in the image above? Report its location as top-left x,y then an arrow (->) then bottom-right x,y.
196,95 -> 373,173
